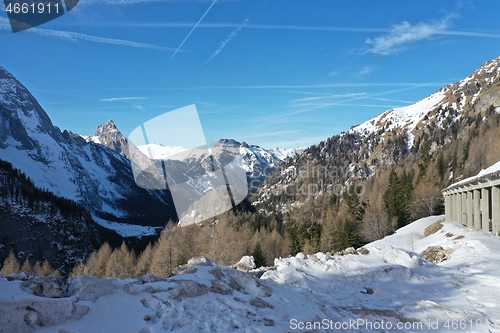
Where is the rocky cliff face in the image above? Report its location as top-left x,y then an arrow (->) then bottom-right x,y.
92,120 -> 129,157
0,66 -> 176,230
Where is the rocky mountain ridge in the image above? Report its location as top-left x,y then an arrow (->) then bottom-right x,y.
87,124 -> 302,190
87,122 -> 302,226
0,66 -> 176,230
253,56 -> 500,214
0,65 -> 301,232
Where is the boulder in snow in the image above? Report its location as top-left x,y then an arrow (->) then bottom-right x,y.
420,246 -> 453,264
232,255 -> 256,272
20,276 -> 66,298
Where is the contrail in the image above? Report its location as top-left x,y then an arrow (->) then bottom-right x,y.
170,0 -> 218,59
206,18 -> 248,63
0,18 -> 173,51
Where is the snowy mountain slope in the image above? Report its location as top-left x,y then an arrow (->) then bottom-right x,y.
90,125 -> 302,224
349,56 -> 500,149
0,67 -> 176,230
3,215 -> 500,332
351,90 -> 446,148
0,159 -> 101,273
130,138 -> 302,225
217,139 -> 304,192
0,65 -> 301,235
253,56 -> 500,211
137,143 -> 189,159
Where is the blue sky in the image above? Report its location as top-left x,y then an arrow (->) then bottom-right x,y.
2,1 -> 500,148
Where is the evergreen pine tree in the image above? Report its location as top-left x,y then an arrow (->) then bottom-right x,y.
338,185 -> 365,248
417,133 -> 432,181
344,185 -> 365,223
436,153 -> 446,181
383,169 -> 413,229
252,242 -> 267,268
383,168 -> 399,221
287,225 -> 302,256
175,253 -> 188,268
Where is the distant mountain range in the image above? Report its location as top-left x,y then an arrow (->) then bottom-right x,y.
86,127 -> 302,195
0,65 -> 302,237
2,55 -> 500,270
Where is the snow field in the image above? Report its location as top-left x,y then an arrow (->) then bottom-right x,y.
2,216 -> 500,332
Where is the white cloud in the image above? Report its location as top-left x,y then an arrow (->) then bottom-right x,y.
83,20 -> 500,40
132,104 -> 146,111
207,19 -> 248,62
365,19 -> 450,55
78,0 -> 223,5
0,17 -> 173,51
372,97 -> 413,104
100,97 -> 148,101
327,69 -> 342,77
292,93 -> 367,103
39,29 -> 173,51
356,66 -> 374,79
327,65 -> 374,80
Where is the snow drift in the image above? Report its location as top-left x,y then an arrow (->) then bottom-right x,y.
2,215 -> 500,332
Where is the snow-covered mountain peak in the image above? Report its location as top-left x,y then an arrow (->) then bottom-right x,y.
91,119 -> 129,156
136,138 -> 302,166
0,67 -> 176,228
350,89 -> 446,147
96,119 -> 119,134
348,56 -> 500,150
137,143 -> 189,160
217,138 -> 242,146
0,67 -> 60,148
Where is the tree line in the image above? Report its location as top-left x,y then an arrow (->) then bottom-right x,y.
0,159 -> 90,220
1,251 -> 60,277
67,218 -> 281,278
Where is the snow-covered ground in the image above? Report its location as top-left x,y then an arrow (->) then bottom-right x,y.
92,216 -> 163,238
137,144 -> 189,160
2,215 -> 500,332
452,159 -> 500,187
